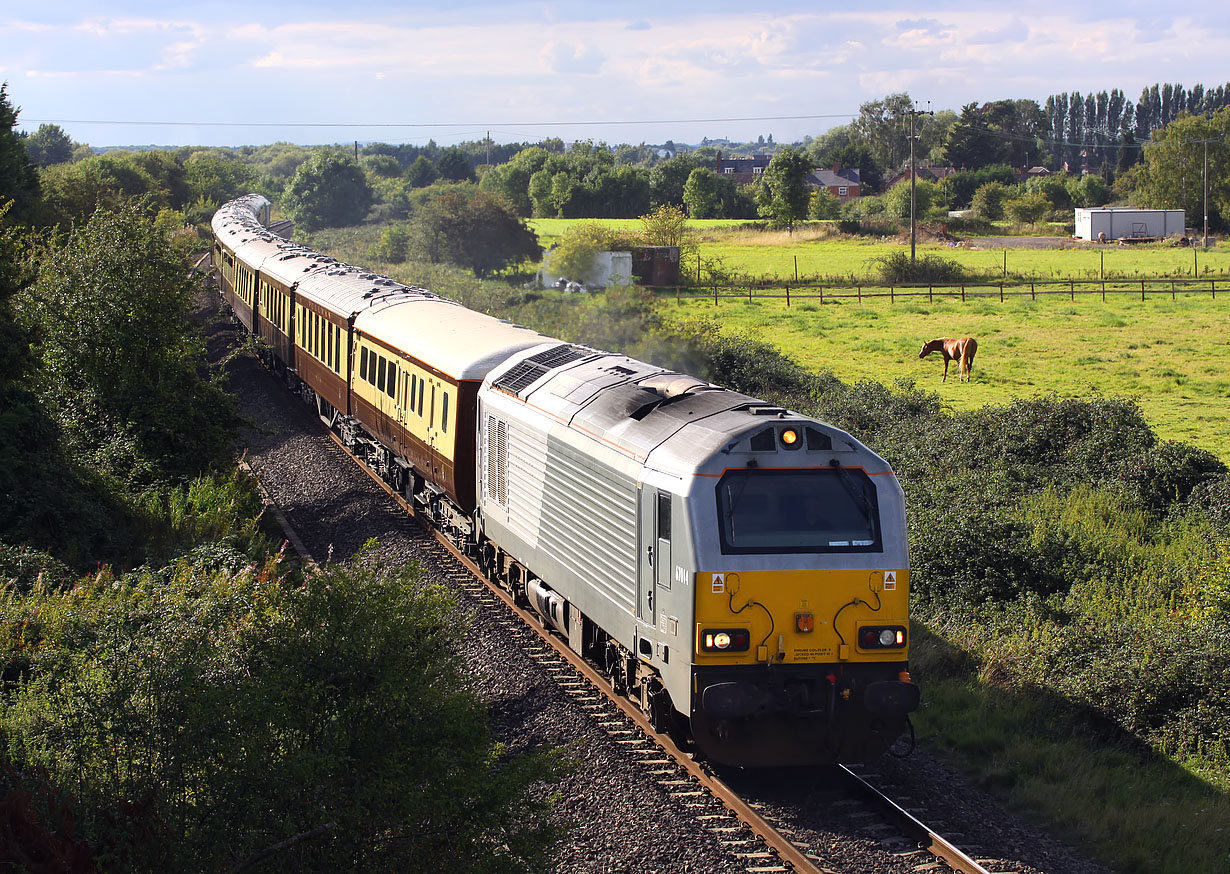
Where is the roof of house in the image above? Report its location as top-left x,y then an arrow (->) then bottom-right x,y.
808,167 -> 861,187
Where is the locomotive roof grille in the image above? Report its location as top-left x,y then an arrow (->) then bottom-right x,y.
492,344 -> 589,395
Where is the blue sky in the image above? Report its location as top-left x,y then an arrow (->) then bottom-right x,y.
3,1 -> 1227,148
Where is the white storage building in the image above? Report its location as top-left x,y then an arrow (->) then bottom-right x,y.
1074,208 -> 1186,241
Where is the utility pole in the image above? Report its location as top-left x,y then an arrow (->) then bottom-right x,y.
1188,136 -> 1218,248
1203,137 -> 1209,248
907,101 -> 933,264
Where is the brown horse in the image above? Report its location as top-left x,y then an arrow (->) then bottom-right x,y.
919,337 -> 977,382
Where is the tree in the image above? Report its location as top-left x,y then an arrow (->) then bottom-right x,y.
884,178 -> 942,219
755,146 -> 813,230
682,167 -> 721,218
944,103 -> 1009,170
809,188 -> 841,220
436,146 -> 476,183
0,82 -> 41,221
1003,191 -> 1051,224
1134,108 -> 1230,228
854,93 -> 912,172
283,151 -> 373,230
20,200 -> 235,482
405,155 -> 439,188
970,181 -> 1011,220
23,123 -> 75,167
639,203 -> 689,248
184,154 -> 257,209
650,154 -> 702,208
411,184 -> 540,276
478,146 -> 548,215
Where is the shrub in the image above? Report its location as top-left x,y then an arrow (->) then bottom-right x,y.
869,250 -> 967,284
373,222 -> 411,263
0,547 -> 568,873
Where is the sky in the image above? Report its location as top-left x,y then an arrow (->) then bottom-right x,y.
3,1 -> 1228,150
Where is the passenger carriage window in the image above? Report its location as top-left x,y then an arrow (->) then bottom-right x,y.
359,346 -> 369,382
385,363 -> 396,399
377,356 -> 386,393
429,384 -> 436,428
441,392 -> 449,433
409,370 -> 417,410
417,377 -> 424,417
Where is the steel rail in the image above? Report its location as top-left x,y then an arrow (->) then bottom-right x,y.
838,765 -> 994,874
253,378 -> 993,874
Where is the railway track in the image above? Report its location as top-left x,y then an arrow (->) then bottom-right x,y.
256,399 -> 1001,874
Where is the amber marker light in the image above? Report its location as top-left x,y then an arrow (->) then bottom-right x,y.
795,612 -> 815,633
780,428 -> 799,446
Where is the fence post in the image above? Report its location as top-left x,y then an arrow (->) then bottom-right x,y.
857,285 -> 862,303
714,285 -> 718,306
748,286 -> 753,304
794,255 -> 799,282
1213,279 -> 1216,299
785,285 -> 790,307
819,285 -> 824,304
1102,282 -> 1105,302
1171,280 -> 1175,300
890,286 -> 895,303
1000,284 -> 1004,303
1141,280 -> 1145,301
929,286 -> 934,302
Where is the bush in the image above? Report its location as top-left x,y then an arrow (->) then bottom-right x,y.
870,250 -> 967,283
544,221 -> 634,281
1003,191 -> 1051,224
970,181 -> 1010,220
373,222 -> 411,263
0,547 -> 568,873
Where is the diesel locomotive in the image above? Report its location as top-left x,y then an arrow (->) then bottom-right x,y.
212,195 -> 919,767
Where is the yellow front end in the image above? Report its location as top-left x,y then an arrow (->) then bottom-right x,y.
695,568 -> 910,665
687,568 -> 918,766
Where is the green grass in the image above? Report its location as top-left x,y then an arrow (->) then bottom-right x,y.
914,670 -> 1230,874
661,281 -> 1230,462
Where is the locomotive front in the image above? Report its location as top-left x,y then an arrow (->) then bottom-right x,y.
663,411 -> 918,767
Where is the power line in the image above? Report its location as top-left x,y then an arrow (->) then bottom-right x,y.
23,112 -> 857,130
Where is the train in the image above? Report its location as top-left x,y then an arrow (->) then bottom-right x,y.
211,195 -> 919,767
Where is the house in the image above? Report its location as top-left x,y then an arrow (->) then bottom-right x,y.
714,152 -> 772,184
807,165 -> 861,201
884,164 -> 958,189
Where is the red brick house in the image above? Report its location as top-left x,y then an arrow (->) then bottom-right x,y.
807,165 -> 861,201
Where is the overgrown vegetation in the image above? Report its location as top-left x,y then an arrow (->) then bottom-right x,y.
1,169 -> 566,867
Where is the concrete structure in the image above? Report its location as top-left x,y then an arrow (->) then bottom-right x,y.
1074,208 -> 1186,241
539,249 -> 633,291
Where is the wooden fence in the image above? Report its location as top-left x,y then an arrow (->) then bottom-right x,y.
651,277 -> 1223,306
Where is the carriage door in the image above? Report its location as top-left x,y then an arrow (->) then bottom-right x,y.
637,487 -> 673,629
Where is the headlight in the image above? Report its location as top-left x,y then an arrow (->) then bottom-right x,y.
858,625 -> 908,650
701,628 -> 751,653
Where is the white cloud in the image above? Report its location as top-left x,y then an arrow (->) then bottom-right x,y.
538,40 -> 605,74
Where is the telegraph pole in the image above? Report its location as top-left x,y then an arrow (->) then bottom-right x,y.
907,101 -> 933,264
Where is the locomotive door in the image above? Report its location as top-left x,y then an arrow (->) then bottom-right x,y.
637,486 -> 673,628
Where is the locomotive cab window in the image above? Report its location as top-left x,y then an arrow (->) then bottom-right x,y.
716,467 -> 881,554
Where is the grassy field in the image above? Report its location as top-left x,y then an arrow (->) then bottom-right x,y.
662,290 -> 1230,461
530,219 -> 1230,283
